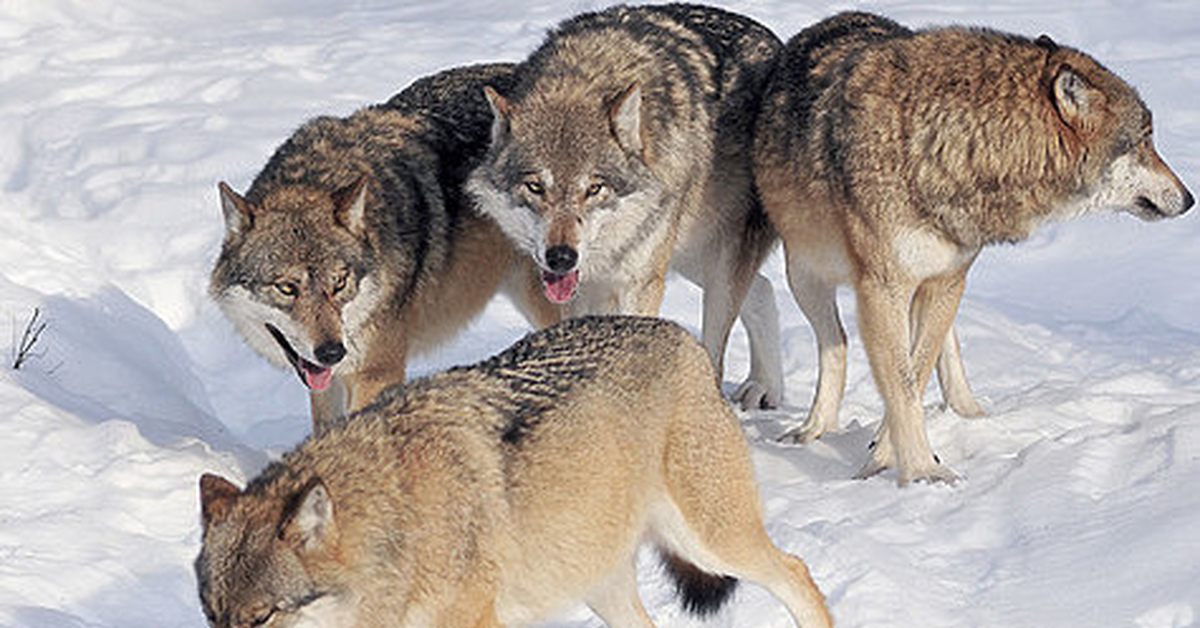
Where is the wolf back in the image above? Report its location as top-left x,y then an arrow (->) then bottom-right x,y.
195,316 -> 832,628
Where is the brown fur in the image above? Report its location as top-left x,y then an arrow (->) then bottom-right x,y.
468,4 -> 787,409
196,316 -> 832,628
756,12 -> 1193,484
211,64 -> 562,434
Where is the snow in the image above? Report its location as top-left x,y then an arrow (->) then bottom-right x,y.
1,1 -> 1197,627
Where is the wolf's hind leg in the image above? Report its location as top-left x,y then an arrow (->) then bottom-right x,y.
780,259 -> 846,444
659,387 -> 833,627
732,272 -> 784,410
936,328 -> 985,417
585,558 -> 658,628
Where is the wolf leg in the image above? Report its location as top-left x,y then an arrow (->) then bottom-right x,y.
626,271 -> 668,317
855,275 -> 957,485
909,269 -> 969,409
733,550 -> 834,628
780,258 -> 846,444
731,272 -> 784,410
936,328 -> 986,417
585,558 -> 657,628
907,273 -> 984,418
659,386 -> 833,627
678,247 -> 781,410
657,496 -> 832,628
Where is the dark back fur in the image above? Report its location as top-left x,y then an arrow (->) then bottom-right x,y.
223,317 -> 691,528
515,2 -> 781,171
762,12 -> 911,181
367,315 -> 685,445
759,12 -> 1153,247
241,63 -> 518,308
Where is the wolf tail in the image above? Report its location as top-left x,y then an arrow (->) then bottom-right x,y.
660,550 -> 739,617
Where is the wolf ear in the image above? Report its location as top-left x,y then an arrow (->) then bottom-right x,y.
218,182 -> 254,237
1035,34 -> 1058,52
334,177 -> 368,236
1053,66 -> 1100,134
199,473 -> 242,528
483,86 -> 511,145
280,478 -> 336,552
609,82 -> 643,155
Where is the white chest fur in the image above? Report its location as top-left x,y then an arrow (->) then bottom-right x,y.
893,225 -> 977,281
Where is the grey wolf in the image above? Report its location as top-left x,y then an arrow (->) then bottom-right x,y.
195,316 -> 833,628
467,4 -> 785,409
755,12 -> 1194,484
211,64 -> 561,434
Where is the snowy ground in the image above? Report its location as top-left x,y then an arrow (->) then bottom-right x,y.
1,1 -> 1198,627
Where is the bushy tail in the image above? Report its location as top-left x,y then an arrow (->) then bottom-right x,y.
660,551 -> 739,617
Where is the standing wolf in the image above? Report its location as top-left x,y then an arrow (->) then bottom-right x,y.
211,64 -> 560,434
755,12 -> 1193,484
195,316 -> 833,628
467,4 -> 785,409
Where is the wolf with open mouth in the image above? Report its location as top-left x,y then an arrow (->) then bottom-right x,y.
467,4 -> 786,409
210,63 -> 561,435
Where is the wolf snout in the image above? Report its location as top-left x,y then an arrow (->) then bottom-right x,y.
545,244 -> 579,273
1150,184 -> 1195,218
315,341 -> 347,366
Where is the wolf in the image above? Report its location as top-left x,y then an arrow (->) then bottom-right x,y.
195,316 -> 833,628
211,64 -> 561,434
467,4 -> 785,409
754,12 -> 1194,485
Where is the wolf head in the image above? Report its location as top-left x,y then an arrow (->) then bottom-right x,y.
210,179 -> 382,391
467,82 -> 663,304
1043,41 -> 1193,221
195,473 -> 356,628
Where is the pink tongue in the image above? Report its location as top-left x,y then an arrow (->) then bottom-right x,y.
542,270 -> 579,304
302,362 -> 333,391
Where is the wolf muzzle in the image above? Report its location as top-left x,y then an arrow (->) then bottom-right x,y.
545,244 -> 578,273
266,324 -> 341,391
540,244 -> 581,304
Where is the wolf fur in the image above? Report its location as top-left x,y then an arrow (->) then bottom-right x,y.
467,4 -> 786,409
195,316 -> 833,628
211,64 -> 561,434
755,12 -> 1194,484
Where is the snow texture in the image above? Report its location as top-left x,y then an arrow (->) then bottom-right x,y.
0,2 -> 1197,627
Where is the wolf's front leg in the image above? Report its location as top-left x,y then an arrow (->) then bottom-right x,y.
855,276 -> 958,485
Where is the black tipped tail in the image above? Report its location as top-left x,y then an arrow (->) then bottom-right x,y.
660,551 -> 738,617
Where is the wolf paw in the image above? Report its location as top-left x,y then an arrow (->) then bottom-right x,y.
733,378 -> 781,410
853,457 -> 889,480
777,420 -> 827,445
945,394 -> 987,419
896,460 -> 960,487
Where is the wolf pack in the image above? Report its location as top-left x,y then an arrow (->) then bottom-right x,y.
195,5 -> 1193,628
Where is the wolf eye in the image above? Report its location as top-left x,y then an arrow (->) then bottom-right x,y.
585,182 -> 605,198
524,180 -> 545,196
275,282 -> 299,298
246,607 -> 277,628
331,273 -> 348,295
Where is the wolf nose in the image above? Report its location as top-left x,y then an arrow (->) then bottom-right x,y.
1182,187 -> 1195,214
545,245 -> 578,273
314,341 -> 347,366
